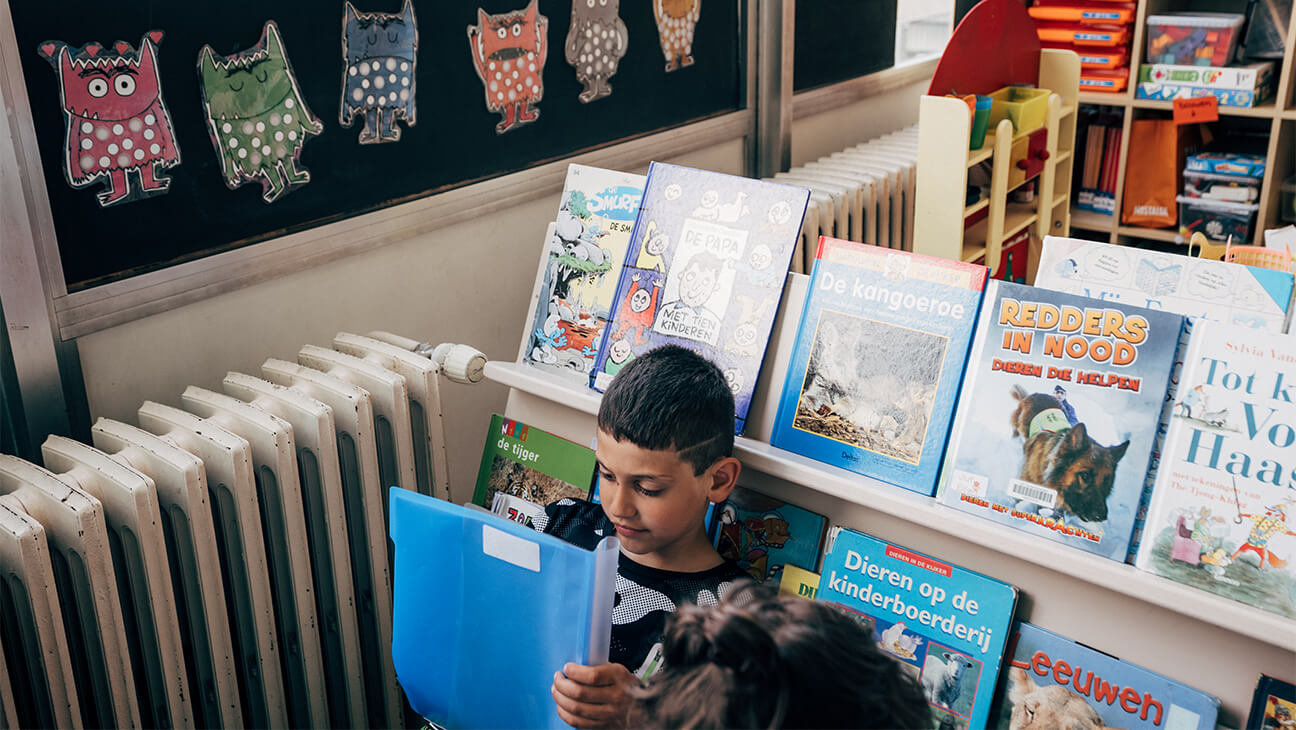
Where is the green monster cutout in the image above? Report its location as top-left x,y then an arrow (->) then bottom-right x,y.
198,21 -> 323,203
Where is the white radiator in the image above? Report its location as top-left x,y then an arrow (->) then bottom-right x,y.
0,333 -> 485,730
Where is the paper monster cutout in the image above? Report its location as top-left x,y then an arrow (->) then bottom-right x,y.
565,0 -> 628,103
341,0 -> 418,143
467,0 -> 548,134
198,21 -> 324,203
36,32 -> 181,208
653,0 -> 701,72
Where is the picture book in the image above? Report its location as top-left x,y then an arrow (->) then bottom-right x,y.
524,164 -> 646,386
770,237 -> 987,495
1034,235 -> 1295,559
817,527 -> 1017,730
472,414 -> 597,510
778,565 -> 820,600
993,622 -> 1220,730
589,162 -> 810,434
490,492 -> 545,529
1134,321 -> 1296,619
1247,674 -> 1296,730
709,485 -> 827,585
938,280 -> 1184,561
389,489 -> 618,730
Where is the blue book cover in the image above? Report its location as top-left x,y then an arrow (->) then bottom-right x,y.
938,280 -> 1184,561
589,162 -> 810,434
994,622 -> 1219,729
710,485 -> 827,586
770,237 -> 988,495
817,527 -> 1017,730
389,489 -> 618,730
1248,675 -> 1296,730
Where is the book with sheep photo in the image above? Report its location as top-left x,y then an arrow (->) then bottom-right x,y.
817,527 -> 1017,730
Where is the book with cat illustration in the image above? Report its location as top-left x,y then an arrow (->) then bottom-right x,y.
589,162 -> 810,434
472,414 -> 596,511
1133,321 -> 1296,619
937,280 -> 1184,561
523,165 -> 646,386
770,237 -> 987,495
992,622 -> 1219,729
708,485 -> 827,586
817,527 -> 1017,730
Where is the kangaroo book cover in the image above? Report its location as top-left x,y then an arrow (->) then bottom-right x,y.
818,527 -> 1017,730
472,414 -> 596,510
1134,321 -> 1296,619
938,280 -> 1184,561
770,238 -> 987,495
524,165 -> 645,386
709,485 -> 827,586
993,622 -> 1219,730
589,162 -> 810,434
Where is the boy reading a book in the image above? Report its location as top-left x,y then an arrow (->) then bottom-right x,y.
534,344 -> 748,728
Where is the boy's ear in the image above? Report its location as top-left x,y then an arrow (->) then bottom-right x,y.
706,456 -> 741,504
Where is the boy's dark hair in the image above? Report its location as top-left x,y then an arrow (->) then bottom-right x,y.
597,344 -> 734,475
628,584 -> 932,729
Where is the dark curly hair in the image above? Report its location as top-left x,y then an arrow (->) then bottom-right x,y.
628,584 -> 931,729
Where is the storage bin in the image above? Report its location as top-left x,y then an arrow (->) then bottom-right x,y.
1177,195 -> 1257,242
1182,170 -> 1260,204
1041,43 -> 1127,69
1036,22 -> 1130,46
987,86 -> 1050,134
1145,13 -> 1244,66
1080,67 -> 1130,92
1028,4 -> 1135,25
1282,175 -> 1296,223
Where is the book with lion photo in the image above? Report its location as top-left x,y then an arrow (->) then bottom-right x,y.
472,414 -> 596,517
770,238 -> 987,496
1134,321 -> 1296,619
937,280 -> 1184,561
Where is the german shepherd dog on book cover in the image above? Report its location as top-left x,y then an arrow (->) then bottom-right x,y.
939,280 -> 1183,561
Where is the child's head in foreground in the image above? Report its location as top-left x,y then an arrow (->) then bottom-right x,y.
629,585 -> 933,729
595,345 -> 739,568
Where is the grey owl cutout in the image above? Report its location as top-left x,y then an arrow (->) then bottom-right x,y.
565,0 -> 628,103
341,0 -> 418,143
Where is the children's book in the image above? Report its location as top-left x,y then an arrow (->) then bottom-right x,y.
472,414 -> 597,510
937,280 -> 1184,561
490,492 -> 545,529
1034,235 -> 1296,559
523,165 -> 646,386
778,565 -> 821,600
817,527 -> 1017,730
1133,321 -> 1296,619
589,162 -> 810,434
993,622 -> 1220,730
1247,674 -> 1296,730
770,238 -> 987,495
389,488 -> 618,730
708,485 -> 827,586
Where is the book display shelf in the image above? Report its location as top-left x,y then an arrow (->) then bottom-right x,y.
486,273 -> 1295,726
1069,0 -> 1296,247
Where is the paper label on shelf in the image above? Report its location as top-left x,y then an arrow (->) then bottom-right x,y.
1173,97 -> 1218,125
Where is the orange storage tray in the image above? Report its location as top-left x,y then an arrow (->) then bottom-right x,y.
1028,5 -> 1135,25
1079,67 -> 1130,92
1036,22 -> 1130,46
1040,41 -> 1128,68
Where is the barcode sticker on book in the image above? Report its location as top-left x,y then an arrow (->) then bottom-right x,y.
1008,480 -> 1058,508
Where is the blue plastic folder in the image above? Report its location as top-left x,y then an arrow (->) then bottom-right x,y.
389,488 -> 619,729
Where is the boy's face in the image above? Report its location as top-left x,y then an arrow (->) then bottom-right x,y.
594,428 -> 737,571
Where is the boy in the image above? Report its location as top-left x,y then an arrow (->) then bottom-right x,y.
532,344 -> 748,728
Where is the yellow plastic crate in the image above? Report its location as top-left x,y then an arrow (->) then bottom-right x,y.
987,86 -> 1050,134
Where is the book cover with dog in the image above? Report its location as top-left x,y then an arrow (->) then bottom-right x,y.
708,485 -> 828,586
523,165 -> 646,386
1134,322 -> 1296,619
938,280 -> 1184,561
472,414 -> 597,510
589,162 -> 810,434
818,527 -> 1017,730
992,622 -> 1220,729
770,238 -> 987,495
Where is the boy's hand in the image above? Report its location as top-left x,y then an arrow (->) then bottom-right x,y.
552,662 -> 636,729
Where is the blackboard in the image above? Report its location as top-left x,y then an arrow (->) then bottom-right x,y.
11,0 -> 745,291
793,0 -> 896,92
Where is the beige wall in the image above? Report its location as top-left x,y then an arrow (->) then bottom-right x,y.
75,139 -> 747,505
790,78 -> 926,168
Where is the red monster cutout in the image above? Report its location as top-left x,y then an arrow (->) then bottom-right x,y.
466,0 -> 548,134
36,32 -> 181,208
611,273 -> 661,345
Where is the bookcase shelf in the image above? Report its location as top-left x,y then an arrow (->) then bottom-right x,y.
1070,206 -> 1114,232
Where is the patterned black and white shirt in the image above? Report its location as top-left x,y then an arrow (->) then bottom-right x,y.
533,498 -> 748,677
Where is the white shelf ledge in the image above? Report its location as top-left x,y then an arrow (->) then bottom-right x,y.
485,359 -> 1296,652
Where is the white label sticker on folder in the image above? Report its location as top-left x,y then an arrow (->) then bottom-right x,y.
482,524 -> 540,572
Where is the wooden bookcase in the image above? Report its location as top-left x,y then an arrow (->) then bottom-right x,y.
914,49 -> 1081,278
1069,0 -> 1296,246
